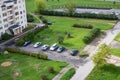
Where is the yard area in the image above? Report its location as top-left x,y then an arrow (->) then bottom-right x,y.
33,16 -> 116,50
110,48 -> 120,57
114,33 -> 120,42
25,0 -> 120,12
0,53 -> 67,80
86,64 -> 120,80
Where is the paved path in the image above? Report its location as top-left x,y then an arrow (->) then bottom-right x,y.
71,21 -> 120,80
53,64 -> 73,80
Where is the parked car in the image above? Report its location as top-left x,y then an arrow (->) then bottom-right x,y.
42,44 -> 50,51
70,50 -> 79,56
23,40 -> 31,47
57,46 -> 65,53
50,43 -> 58,51
33,42 -> 42,48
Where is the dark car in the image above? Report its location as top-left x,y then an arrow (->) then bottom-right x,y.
57,46 -> 65,53
70,50 -> 79,56
23,40 -> 31,47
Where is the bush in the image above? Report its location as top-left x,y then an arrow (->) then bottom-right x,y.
41,75 -> 47,80
72,24 -> 93,29
83,28 -> 101,44
1,33 -> 12,40
48,67 -> 55,73
40,10 -> 118,20
15,38 -> 25,46
5,48 -> 48,60
79,51 -> 89,57
27,13 -> 34,22
60,68 -> 75,80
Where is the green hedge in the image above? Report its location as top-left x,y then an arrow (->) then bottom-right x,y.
5,47 -> 48,60
83,28 -> 101,44
72,23 -> 93,29
60,68 -> 75,80
40,10 -> 118,20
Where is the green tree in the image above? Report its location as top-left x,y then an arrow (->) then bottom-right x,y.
92,44 -> 111,66
65,0 -> 77,15
58,35 -> 64,44
1,33 -> 12,40
35,0 -> 47,12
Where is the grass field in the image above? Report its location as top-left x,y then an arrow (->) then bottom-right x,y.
110,48 -> 120,57
114,33 -> 120,42
33,16 -> 116,50
0,53 -> 67,80
25,0 -> 120,12
86,64 -> 120,80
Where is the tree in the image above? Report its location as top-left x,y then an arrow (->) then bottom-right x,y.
57,35 -> 64,44
64,0 -> 77,15
1,33 -> 12,40
35,0 -> 47,13
92,44 -> 111,66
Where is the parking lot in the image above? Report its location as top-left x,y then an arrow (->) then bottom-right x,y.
10,44 -> 88,68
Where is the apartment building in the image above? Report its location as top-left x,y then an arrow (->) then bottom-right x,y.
0,0 -> 27,37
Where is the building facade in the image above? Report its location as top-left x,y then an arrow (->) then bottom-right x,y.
0,0 -> 27,37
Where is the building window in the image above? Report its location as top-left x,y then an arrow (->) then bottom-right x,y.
2,7 -> 6,11
3,13 -> 7,17
15,12 -> 19,15
3,18 -> 7,22
4,24 -> 8,28
7,6 -> 13,9
0,27 -> 3,30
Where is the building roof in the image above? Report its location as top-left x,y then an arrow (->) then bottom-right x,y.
9,25 -> 20,30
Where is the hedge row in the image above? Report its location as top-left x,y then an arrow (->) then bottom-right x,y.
15,26 -> 48,46
60,68 -> 75,80
83,28 -> 101,44
5,47 -> 48,60
72,24 -> 93,29
40,10 -> 118,20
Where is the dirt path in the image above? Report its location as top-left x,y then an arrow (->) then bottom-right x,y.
52,64 -> 74,80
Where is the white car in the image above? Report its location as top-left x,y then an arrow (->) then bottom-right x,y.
42,44 -> 49,51
50,43 -> 58,51
33,42 -> 42,48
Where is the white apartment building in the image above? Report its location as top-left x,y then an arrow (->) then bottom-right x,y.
0,0 -> 27,37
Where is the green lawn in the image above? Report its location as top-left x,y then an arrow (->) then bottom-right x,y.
110,48 -> 120,57
114,33 -> 120,42
86,64 -> 120,80
0,53 -> 67,80
33,16 -> 116,50
25,0 -> 120,12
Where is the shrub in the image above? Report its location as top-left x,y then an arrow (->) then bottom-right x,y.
79,51 -> 89,57
60,68 -> 75,80
27,13 -> 34,22
40,75 -> 47,80
72,24 -> 93,29
83,28 -> 101,44
15,38 -> 25,46
48,67 -> 55,73
40,10 -> 118,20
5,48 -> 48,60
1,33 -> 12,40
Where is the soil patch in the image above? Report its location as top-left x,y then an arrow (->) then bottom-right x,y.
1,61 -> 12,67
